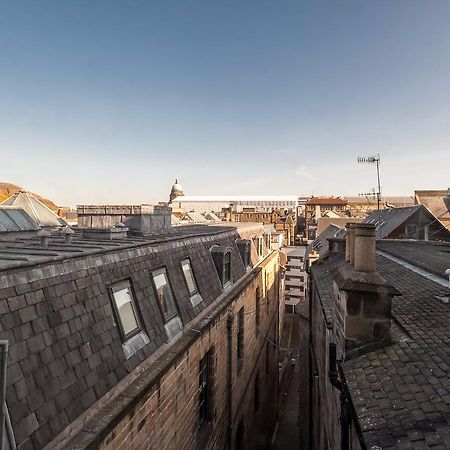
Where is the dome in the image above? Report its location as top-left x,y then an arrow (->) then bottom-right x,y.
169,179 -> 184,202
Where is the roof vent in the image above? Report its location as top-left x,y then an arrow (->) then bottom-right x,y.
63,225 -> 75,244
37,229 -> 51,247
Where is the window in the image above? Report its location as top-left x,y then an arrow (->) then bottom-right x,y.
110,281 -> 141,341
152,268 -> 178,322
237,307 -> 244,365
181,259 -> 203,307
198,351 -> 212,430
211,246 -> 232,287
255,288 -> 260,331
224,252 -> 231,284
236,239 -> 251,268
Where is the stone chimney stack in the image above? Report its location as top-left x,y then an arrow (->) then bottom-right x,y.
333,224 -> 400,354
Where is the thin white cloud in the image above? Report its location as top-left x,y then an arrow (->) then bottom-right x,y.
294,165 -> 316,180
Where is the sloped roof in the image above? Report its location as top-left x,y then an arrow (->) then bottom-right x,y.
0,206 -> 40,232
306,224 -> 346,260
362,205 -> 426,238
1,191 -> 66,227
205,212 -> 221,222
185,212 -> 209,223
306,197 -> 347,206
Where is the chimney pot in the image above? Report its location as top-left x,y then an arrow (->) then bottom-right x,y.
353,223 -> 376,272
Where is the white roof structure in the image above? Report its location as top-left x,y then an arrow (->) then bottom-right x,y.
1,191 -> 66,228
172,195 -> 299,203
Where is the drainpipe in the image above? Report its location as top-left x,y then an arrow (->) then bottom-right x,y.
0,340 -> 9,450
308,269 -> 314,450
329,343 -> 349,450
226,312 -> 233,450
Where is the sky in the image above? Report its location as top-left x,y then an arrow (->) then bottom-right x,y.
1,0 -> 450,207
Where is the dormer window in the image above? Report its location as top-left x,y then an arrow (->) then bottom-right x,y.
211,246 -> 232,287
236,239 -> 252,268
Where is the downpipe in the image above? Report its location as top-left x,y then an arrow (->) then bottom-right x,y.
328,343 -> 349,450
226,312 -> 233,450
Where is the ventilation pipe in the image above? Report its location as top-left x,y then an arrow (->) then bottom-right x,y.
63,226 -> 75,244
37,229 -> 51,247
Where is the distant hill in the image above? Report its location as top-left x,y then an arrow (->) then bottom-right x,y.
0,182 -> 59,211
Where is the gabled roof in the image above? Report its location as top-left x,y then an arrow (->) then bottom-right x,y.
362,205 -> 427,238
1,191 -> 66,228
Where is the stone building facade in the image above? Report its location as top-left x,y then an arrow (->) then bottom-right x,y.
0,222 -> 281,449
308,225 -> 450,449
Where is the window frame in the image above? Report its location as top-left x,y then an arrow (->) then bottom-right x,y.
151,267 -> 180,323
109,279 -> 142,342
180,258 -> 200,298
198,350 -> 213,431
223,250 -> 232,285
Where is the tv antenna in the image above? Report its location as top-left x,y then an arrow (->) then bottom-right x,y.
357,155 -> 381,211
357,155 -> 382,238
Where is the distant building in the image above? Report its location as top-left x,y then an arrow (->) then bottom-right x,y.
0,219 -> 282,449
344,195 -> 414,216
169,178 -> 184,203
363,204 -> 450,241
309,227 -> 450,448
305,197 -> 348,240
229,208 -> 297,246
171,194 -> 300,214
415,188 -> 450,231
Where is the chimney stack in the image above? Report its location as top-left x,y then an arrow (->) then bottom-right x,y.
345,223 -> 356,264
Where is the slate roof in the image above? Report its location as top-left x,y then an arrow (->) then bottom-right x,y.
343,254 -> 450,449
1,191 -> 66,228
363,205 -> 425,238
306,224 -> 346,261
0,224 -> 241,271
311,242 -> 450,448
377,240 -> 450,279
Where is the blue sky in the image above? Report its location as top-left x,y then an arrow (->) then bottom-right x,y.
1,0 -> 449,206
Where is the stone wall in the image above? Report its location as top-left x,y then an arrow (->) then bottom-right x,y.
77,204 -> 171,234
